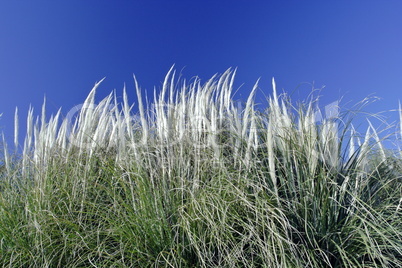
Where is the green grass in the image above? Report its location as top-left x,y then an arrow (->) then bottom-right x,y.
1,68 -> 402,267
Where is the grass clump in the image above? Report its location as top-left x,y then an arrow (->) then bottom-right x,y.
1,68 -> 402,267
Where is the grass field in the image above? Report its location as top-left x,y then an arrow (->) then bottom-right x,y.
1,68 -> 402,267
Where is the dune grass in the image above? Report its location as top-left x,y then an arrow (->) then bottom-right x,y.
1,68 -> 402,267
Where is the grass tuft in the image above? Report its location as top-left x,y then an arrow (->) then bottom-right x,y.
1,69 -> 402,267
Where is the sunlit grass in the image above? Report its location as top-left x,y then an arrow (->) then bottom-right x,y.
1,68 -> 402,267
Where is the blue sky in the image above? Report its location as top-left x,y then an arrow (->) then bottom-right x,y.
1,1 -> 402,148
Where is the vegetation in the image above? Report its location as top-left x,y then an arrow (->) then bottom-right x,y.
1,68 -> 402,267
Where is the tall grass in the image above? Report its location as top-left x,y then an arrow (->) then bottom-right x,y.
1,68 -> 402,267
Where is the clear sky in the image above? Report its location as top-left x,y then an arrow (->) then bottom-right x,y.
1,1 -> 402,148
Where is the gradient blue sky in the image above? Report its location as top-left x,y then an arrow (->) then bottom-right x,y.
1,1 -> 402,147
